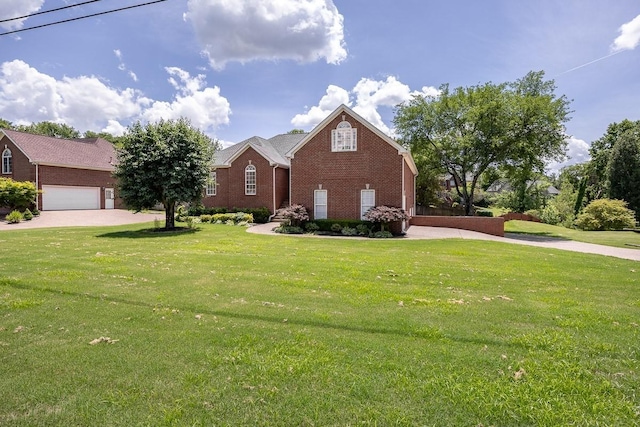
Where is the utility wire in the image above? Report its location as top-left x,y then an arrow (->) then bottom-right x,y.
0,0 -> 168,37
0,0 -> 106,24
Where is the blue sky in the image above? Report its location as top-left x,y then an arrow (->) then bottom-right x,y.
1,0 -> 639,173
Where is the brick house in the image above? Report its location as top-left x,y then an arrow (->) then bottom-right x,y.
1,129 -> 119,210
204,104 -> 417,223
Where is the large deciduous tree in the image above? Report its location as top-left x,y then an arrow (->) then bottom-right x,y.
17,121 -> 81,139
607,127 -> 640,218
394,71 -> 571,215
114,118 -> 218,230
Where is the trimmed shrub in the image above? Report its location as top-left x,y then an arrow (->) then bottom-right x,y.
6,210 -> 24,224
274,225 -> 304,234
23,208 -> 33,221
314,219 -> 371,232
276,204 -> 309,227
199,214 -> 213,223
330,223 -> 342,233
341,226 -> 358,236
304,222 -> 320,233
575,199 -> 636,231
363,205 -> 409,233
0,178 -> 38,210
372,230 -> 393,238
475,210 -> 493,217
356,224 -> 370,236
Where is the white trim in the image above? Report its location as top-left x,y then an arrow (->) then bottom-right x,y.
2,147 -> 12,174
314,189 -> 327,219
272,166 -> 277,214
361,189 -> 375,220
245,164 -> 256,195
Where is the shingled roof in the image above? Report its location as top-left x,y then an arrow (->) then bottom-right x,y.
214,132 -> 307,168
1,129 -> 116,171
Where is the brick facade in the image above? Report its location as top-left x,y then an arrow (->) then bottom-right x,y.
290,111 -> 415,220
1,133 -> 121,210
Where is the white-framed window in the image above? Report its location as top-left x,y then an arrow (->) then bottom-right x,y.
2,148 -> 11,174
361,189 -> 375,219
331,121 -> 357,152
314,189 -> 327,219
206,171 -> 216,196
245,165 -> 256,195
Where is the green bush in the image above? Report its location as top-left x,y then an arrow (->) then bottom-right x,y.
341,226 -> 358,236
330,223 -> 342,233
31,208 -> 40,216
372,230 -> 393,238
274,225 -> 304,234
539,205 -> 561,226
199,214 -> 213,223
187,206 -> 270,223
304,222 -> 320,233
475,210 -> 493,217
6,210 -> 24,224
23,208 -> 33,221
0,178 -> 38,210
355,224 -> 370,236
314,219 -> 372,232
575,199 -> 636,231
211,212 -> 253,224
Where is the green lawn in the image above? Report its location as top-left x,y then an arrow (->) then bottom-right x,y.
505,219 -> 640,249
1,223 -> 639,426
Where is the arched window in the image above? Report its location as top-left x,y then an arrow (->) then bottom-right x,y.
245,164 -> 256,195
2,148 -> 11,174
331,120 -> 357,152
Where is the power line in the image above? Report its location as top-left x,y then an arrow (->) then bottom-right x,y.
0,0 -> 106,24
0,0 -> 168,37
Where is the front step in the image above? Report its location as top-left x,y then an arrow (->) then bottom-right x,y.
271,200 -> 290,222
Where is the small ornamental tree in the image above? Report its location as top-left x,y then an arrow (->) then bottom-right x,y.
114,118 -> 218,230
363,205 -> 409,232
574,199 -> 636,231
277,204 -> 309,227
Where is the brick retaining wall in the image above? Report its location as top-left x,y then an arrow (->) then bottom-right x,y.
410,215 -> 504,237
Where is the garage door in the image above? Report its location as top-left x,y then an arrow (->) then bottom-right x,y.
41,185 -> 101,210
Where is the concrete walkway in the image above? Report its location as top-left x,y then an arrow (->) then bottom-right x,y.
0,209 -> 162,230
247,222 -> 640,262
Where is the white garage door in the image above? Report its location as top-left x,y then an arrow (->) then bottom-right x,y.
42,185 -> 101,210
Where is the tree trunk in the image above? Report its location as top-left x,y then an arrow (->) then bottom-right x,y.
165,201 -> 175,229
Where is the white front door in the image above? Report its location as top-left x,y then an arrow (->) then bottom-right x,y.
105,188 -> 115,209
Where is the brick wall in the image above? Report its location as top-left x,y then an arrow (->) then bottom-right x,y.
38,165 -> 120,209
410,215 -> 505,237
290,112 -> 409,220
1,136 -> 34,182
203,147 -> 276,213
501,212 -> 541,222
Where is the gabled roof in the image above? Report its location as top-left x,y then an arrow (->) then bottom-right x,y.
1,129 -> 116,171
214,132 -> 307,168
286,104 -> 418,175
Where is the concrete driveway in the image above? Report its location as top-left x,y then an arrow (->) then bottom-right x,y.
0,209 -> 163,230
247,222 -> 640,262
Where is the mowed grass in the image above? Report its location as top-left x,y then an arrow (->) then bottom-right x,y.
0,224 -> 639,426
505,219 -> 640,249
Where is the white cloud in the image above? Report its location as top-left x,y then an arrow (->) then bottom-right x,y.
141,67 -> 231,134
291,77 -> 440,134
291,85 -> 350,127
113,49 -> 138,82
0,0 -> 44,31
546,137 -> 591,174
0,60 -> 231,137
612,14 -> 640,52
184,0 -> 347,70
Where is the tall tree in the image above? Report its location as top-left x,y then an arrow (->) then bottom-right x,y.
588,119 -> 640,201
0,118 -> 14,130
394,71 -> 571,215
114,118 -> 218,230
17,121 -> 81,139
607,128 -> 640,218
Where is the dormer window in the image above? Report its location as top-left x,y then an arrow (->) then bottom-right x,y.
2,148 -> 11,174
331,120 -> 357,152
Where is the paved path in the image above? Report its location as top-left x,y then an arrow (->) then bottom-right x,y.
0,209 -> 162,230
247,223 -> 640,262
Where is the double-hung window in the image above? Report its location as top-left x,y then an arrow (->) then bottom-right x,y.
245,165 -> 256,195
314,189 -> 327,219
2,148 -> 11,174
361,189 -> 375,220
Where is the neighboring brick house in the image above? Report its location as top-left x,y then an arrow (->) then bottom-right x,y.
204,104 -> 418,224
0,129 -> 120,210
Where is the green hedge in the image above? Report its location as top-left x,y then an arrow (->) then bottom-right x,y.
312,219 -> 374,232
187,206 -> 271,223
